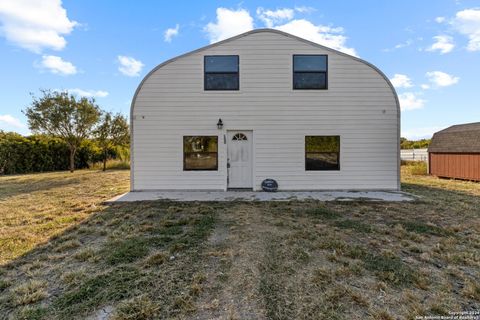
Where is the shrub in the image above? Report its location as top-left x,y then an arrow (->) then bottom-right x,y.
402,160 -> 427,176
0,131 -> 126,174
409,162 -> 427,176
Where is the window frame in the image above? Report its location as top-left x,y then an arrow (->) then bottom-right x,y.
232,133 -> 248,141
204,55 -> 240,91
183,135 -> 219,171
292,54 -> 328,90
305,135 -> 340,171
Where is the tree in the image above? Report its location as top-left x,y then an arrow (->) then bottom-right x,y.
23,90 -> 101,172
95,112 -> 129,171
400,137 -> 431,149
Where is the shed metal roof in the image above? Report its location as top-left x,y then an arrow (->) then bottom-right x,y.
428,122 -> 480,153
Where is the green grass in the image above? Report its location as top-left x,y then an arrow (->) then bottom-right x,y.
362,252 -> 416,286
305,206 -> 341,219
3,202 -> 217,319
0,167 -> 479,319
396,220 -> 451,236
334,219 -> 373,233
104,238 -> 150,265
258,240 -> 295,320
52,266 -> 143,316
14,305 -> 48,320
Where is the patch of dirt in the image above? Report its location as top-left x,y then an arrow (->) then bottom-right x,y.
87,305 -> 114,320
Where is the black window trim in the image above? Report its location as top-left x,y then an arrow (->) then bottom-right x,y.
183,135 -> 219,171
305,135 -> 340,171
204,55 -> 240,91
293,54 -> 328,90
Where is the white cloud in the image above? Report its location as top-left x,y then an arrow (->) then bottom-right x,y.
426,35 -> 455,54
164,24 -> 179,42
203,7 -> 356,55
398,92 -> 426,111
382,39 -> 413,52
435,16 -> 446,23
39,55 -> 77,75
390,74 -> 413,88
60,88 -> 108,98
117,55 -> 144,77
204,8 -> 254,43
426,71 -> 459,87
421,84 -> 430,90
294,6 -> 316,14
394,39 -> 413,49
256,7 -> 294,27
452,9 -> 480,51
402,126 -> 445,140
0,0 -> 77,53
274,19 -> 357,56
0,114 -> 25,128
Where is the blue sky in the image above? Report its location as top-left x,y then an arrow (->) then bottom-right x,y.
0,0 -> 479,139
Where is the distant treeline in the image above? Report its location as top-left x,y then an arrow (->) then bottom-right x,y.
400,137 -> 431,149
0,131 -> 127,175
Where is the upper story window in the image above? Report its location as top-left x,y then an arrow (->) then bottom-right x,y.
293,55 -> 328,90
204,55 -> 239,90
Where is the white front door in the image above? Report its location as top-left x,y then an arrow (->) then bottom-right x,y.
227,131 -> 253,189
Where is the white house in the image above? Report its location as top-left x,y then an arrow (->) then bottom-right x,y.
130,29 -> 400,191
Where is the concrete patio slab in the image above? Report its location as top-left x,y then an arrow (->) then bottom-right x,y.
107,190 -> 416,203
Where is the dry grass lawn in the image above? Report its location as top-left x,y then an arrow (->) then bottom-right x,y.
0,170 -> 129,264
0,168 -> 479,319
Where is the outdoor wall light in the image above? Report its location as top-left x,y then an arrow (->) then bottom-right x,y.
217,118 -> 223,129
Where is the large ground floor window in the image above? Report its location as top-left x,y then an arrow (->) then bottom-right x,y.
305,136 -> 340,170
183,136 -> 218,171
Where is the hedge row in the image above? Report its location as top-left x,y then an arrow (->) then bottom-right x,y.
0,132 -> 120,174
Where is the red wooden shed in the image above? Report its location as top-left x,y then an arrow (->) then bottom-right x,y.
428,122 -> 480,181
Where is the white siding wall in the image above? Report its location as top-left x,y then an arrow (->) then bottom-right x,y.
132,30 -> 400,191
